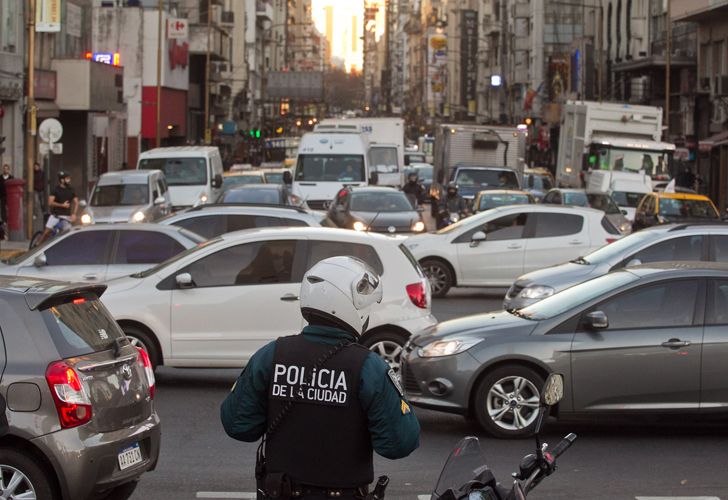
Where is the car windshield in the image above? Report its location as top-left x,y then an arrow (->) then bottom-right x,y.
455,169 -> 519,190
659,198 -> 719,219
564,191 -> 589,206
138,157 -> 208,186
516,271 -> 638,320
479,193 -> 530,210
222,175 -> 265,190
602,148 -> 671,177
587,194 -> 621,214
295,154 -> 366,182
407,154 -> 426,164
369,147 -> 399,173
571,230 -> 656,265
612,191 -> 645,208
132,238 -> 222,278
91,183 -> 149,206
264,172 -> 285,184
412,165 -> 433,181
350,191 -> 413,212
220,188 -> 283,205
526,174 -> 553,190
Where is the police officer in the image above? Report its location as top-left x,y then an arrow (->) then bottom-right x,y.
221,256 -> 420,500
402,171 -> 424,208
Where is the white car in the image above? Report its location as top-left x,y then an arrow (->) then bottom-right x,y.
0,224 -> 204,283
404,204 -> 622,296
101,227 -> 436,371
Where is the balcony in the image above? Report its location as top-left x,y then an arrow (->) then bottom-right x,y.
257,1 -> 274,23
220,11 -> 234,27
189,25 -> 231,60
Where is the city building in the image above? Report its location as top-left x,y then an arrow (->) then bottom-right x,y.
0,0 -> 24,177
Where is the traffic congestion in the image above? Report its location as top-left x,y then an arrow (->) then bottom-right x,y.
1,1 -> 728,499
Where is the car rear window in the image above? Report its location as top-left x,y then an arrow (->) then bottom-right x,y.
601,216 -> 621,235
41,297 -> 126,358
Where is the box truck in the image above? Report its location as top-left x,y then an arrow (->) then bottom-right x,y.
556,101 -> 675,190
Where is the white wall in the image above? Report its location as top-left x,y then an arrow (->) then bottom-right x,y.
142,10 -> 189,91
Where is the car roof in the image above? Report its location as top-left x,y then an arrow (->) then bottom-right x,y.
64,223 -> 193,235
453,164 -> 512,171
225,171 -> 265,176
655,192 -> 712,201
165,203 -> 311,217
550,188 -> 587,194
217,226 -> 400,245
99,170 -> 159,183
0,276 -> 106,309
477,189 -> 530,196
349,186 -> 400,194
224,184 -> 281,191
625,261 -> 728,277
139,146 -> 218,157
479,203 -> 605,217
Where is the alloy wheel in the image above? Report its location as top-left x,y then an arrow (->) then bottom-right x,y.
369,340 -> 403,376
0,464 -> 37,500
485,375 -> 540,431
423,264 -> 448,295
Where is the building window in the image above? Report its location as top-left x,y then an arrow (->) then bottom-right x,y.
715,41 -> 725,76
626,0 -> 632,56
607,3 -> 612,59
0,0 -> 19,54
616,0 -> 622,60
701,43 -> 712,79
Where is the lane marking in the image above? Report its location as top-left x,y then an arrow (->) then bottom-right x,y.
418,495 -> 431,500
196,493 -> 257,499
635,497 -> 720,500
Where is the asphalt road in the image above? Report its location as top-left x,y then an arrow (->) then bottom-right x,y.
132,289 -> 728,500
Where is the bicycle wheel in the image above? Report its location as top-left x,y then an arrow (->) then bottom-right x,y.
29,231 -> 44,250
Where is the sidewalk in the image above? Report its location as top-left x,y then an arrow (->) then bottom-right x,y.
0,240 -> 29,261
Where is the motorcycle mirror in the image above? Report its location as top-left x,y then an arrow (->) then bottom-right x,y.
541,373 -> 564,406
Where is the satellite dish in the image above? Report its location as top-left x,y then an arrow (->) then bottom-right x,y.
39,118 -> 63,143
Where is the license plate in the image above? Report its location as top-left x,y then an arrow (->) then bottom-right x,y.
117,443 -> 143,471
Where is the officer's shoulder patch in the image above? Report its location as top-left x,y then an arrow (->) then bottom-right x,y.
387,368 -> 404,397
401,399 -> 411,415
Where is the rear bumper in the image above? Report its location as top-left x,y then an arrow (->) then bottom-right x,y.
31,411 -> 161,500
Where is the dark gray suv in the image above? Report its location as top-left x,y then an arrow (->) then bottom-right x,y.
0,277 -> 160,499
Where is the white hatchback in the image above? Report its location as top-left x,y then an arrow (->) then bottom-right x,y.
404,204 -> 622,296
101,227 -> 436,372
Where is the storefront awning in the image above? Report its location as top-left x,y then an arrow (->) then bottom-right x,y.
699,130 -> 728,152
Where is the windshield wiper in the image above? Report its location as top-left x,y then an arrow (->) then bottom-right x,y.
570,257 -> 590,265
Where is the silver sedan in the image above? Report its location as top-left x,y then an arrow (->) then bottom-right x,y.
404,262 -> 728,438
0,224 -> 204,283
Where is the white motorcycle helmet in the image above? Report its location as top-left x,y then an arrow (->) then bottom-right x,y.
300,256 -> 384,336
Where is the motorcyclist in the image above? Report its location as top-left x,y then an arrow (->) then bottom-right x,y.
437,182 -> 468,229
221,256 -> 420,499
402,171 -> 424,208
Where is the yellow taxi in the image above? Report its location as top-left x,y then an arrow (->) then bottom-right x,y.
473,189 -> 535,213
633,191 -> 720,230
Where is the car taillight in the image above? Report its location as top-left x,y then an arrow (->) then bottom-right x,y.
136,347 -> 155,399
606,238 -> 617,244
406,281 -> 428,309
45,361 -> 92,429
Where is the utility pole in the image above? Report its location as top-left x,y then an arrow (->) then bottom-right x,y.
204,0 -> 212,144
26,0 -> 36,239
598,3 -> 603,101
664,0 -> 671,140
156,0 -> 163,146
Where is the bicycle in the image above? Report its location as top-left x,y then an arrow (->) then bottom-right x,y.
29,214 -> 72,250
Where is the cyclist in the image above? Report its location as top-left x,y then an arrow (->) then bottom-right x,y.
37,171 -> 77,246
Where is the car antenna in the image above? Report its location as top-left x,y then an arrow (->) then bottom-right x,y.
368,211 -> 383,232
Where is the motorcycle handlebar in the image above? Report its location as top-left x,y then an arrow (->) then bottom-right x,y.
549,433 -> 577,459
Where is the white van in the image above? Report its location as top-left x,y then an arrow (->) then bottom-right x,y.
136,147 -> 224,210
587,170 -> 651,222
292,128 -> 371,210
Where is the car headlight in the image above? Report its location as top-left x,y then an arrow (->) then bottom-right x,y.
519,285 -> 555,300
451,213 -> 460,222
80,213 -> 93,225
412,221 -> 425,232
132,211 -> 146,223
353,221 -> 367,231
418,338 -> 483,358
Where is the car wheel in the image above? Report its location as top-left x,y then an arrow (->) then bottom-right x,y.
123,326 -> 160,371
473,365 -> 545,439
361,330 -> 408,378
0,447 -> 59,500
101,480 -> 138,500
420,259 -> 453,297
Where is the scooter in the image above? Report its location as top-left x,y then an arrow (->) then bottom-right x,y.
431,374 -> 576,500
436,207 -> 467,229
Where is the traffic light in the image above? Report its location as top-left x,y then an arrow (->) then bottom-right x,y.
249,129 -> 261,139
0,136 -> 5,155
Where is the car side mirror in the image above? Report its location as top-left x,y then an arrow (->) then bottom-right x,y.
625,258 -> 642,267
79,199 -> 88,208
584,310 -> 609,330
470,231 -> 486,247
212,174 -> 223,188
175,272 -> 195,289
541,373 -> 564,406
154,196 -> 166,205
621,209 -> 628,215
33,253 -> 47,267
283,170 -> 293,185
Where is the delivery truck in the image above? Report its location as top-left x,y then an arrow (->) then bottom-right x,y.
556,101 -> 675,189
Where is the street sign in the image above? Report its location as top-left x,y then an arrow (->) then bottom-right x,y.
39,143 -> 49,155
168,18 -> 189,39
38,142 -> 62,155
51,143 -> 62,154
38,118 -> 63,143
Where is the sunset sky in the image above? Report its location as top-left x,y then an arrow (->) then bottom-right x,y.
311,0 -> 385,72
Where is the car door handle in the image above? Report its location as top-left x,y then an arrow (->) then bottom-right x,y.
280,294 -> 300,302
569,240 -> 584,245
661,338 -> 691,349
507,244 -> 523,250
83,274 -> 98,281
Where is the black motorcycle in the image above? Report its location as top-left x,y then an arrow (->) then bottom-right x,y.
431,374 -> 576,500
